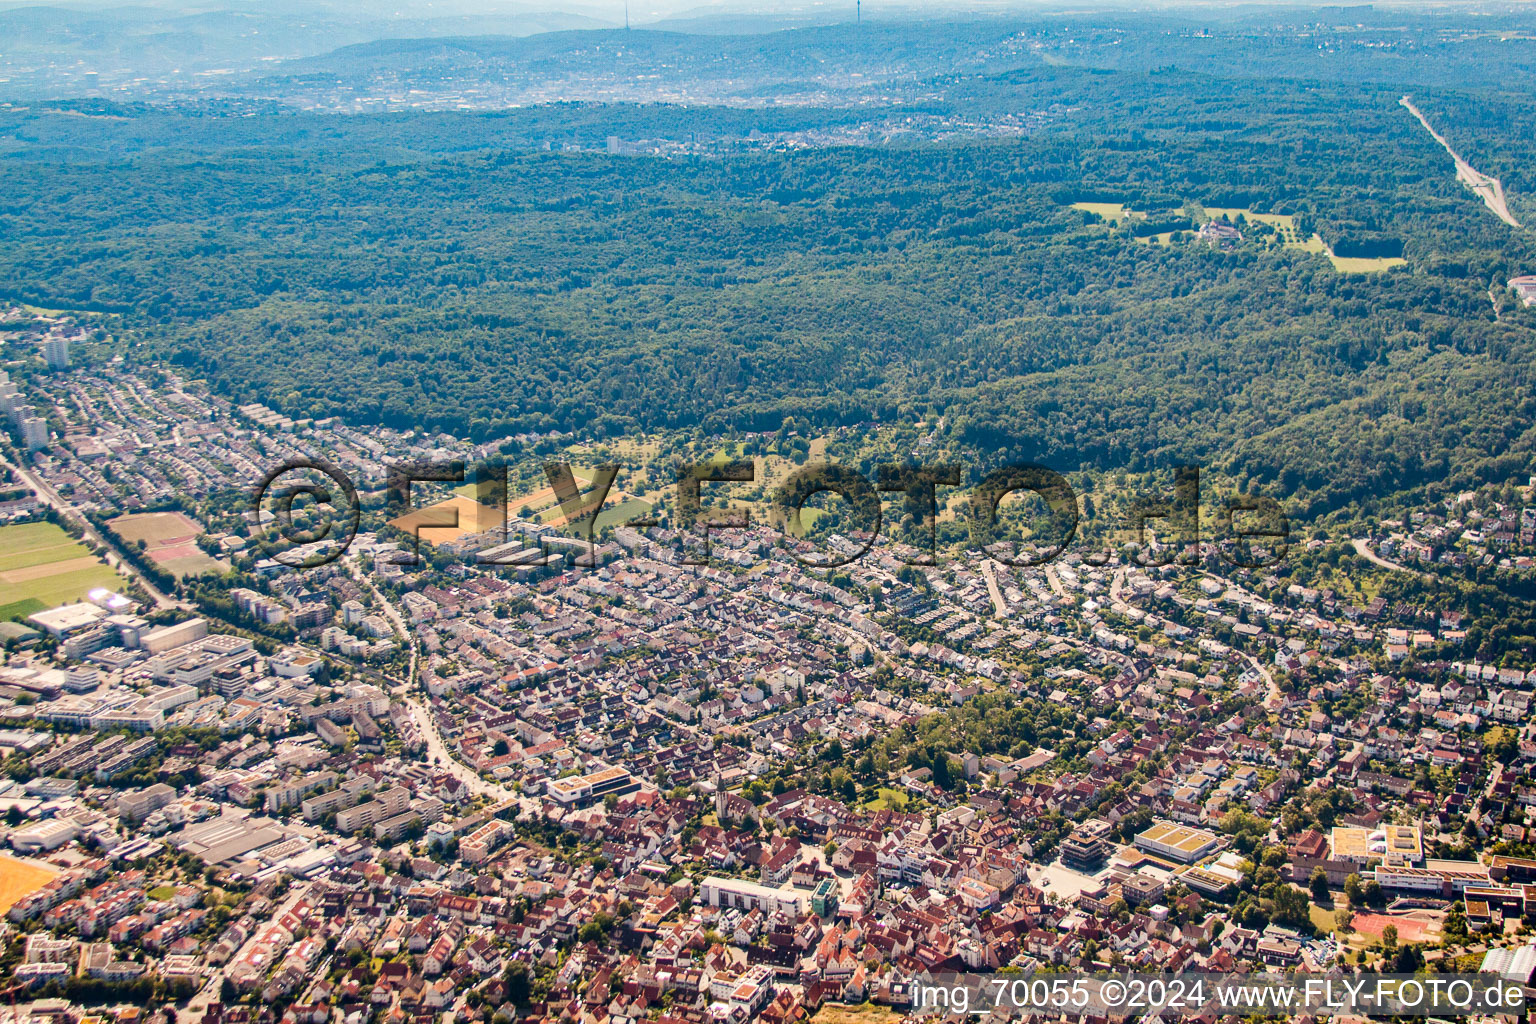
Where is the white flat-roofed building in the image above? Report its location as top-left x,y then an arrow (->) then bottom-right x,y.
724,964 -> 776,1013
145,684 -> 199,713
1372,861 -> 1489,896
118,782 -> 176,823
265,771 -> 338,813
165,650 -> 223,687
700,876 -> 807,917
374,799 -> 443,841
24,933 -> 74,964
461,819 -> 515,865
301,778 -> 374,822
335,786 -> 411,834
43,336 -> 69,369
1508,275 -> 1536,307
200,634 -> 253,657
27,603 -> 105,639
138,619 -> 208,655
21,416 -> 49,451
547,765 -> 639,807
10,817 -> 79,853
35,696 -> 99,729
89,702 -> 164,733
24,778 -> 78,799
1331,824 -> 1423,867
271,650 -> 322,679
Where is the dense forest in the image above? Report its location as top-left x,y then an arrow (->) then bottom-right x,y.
4,9 -> 1536,526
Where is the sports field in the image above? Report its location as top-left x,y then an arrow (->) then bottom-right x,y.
0,854 -> 57,914
108,511 -> 228,578
1349,911 -> 1439,944
0,521 -> 127,622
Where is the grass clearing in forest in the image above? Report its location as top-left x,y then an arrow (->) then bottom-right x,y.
1326,254 -> 1407,273
1071,201 -> 1142,225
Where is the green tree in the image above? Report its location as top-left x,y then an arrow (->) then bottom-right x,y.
1309,867 -> 1330,905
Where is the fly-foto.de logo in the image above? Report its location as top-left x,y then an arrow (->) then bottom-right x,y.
249,458 -> 1288,571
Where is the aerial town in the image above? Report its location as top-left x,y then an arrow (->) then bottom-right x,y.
1,310 -> 1535,1024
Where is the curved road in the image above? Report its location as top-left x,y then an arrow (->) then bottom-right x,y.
401,695 -> 544,818
343,553 -> 418,686
1110,568 -> 1283,709
1350,537 -> 1429,578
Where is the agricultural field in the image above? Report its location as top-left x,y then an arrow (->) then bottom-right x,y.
427,464 -> 652,544
0,521 -> 127,622
108,510 -> 228,578
1196,207 -> 1406,271
811,1005 -> 899,1024
539,484 -> 644,528
0,855 -> 57,915
1200,206 -> 1296,229
389,494 -> 513,545
590,499 -> 654,536
453,465 -> 597,516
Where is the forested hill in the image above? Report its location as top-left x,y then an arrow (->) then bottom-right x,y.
4,11 -> 1536,521
170,6 -> 1536,110
0,3 -> 611,101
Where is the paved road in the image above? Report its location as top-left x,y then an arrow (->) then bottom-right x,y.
1350,537 -> 1429,578
1402,96 -> 1520,227
344,553 -> 418,685
341,550 -> 550,818
1109,568 -> 1127,605
979,559 -> 1008,619
182,882 -> 313,1022
795,841 -> 871,901
400,695 -> 543,820
1110,568 -> 1282,709
1251,653 -> 1283,710
1044,566 -> 1069,600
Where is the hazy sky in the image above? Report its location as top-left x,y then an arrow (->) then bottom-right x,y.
0,0 -> 1502,26
0,0 -> 1240,20
0,0 -> 919,12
